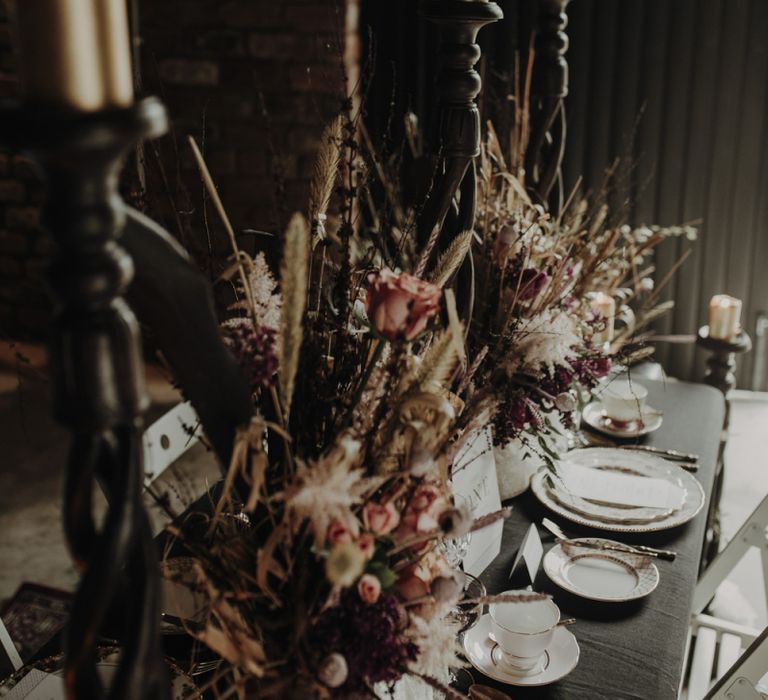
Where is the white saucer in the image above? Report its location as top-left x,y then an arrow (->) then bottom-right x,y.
463,614 -> 580,686
583,401 -> 663,438
543,538 -> 660,602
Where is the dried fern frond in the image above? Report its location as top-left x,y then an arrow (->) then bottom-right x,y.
309,116 -> 343,242
278,213 -> 310,420
429,230 -> 474,288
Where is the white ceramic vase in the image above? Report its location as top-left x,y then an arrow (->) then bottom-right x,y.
493,438 -> 542,500
494,421 -> 572,500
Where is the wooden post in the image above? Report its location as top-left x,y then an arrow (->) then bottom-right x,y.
0,98 -> 170,699
526,0 -> 571,214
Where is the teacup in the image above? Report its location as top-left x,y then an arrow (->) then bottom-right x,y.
488,592 -> 560,673
601,380 -> 648,424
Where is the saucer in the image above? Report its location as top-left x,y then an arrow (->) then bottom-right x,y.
463,614 -> 580,686
583,401 -> 663,438
543,538 -> 660,602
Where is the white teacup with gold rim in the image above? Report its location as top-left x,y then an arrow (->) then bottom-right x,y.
601,380 -> 648,424
488,592 -> 560,674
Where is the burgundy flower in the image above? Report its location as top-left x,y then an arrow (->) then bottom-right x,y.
310,591 -> 418,692
517,267 -> 549,301
223,321 -> 278,391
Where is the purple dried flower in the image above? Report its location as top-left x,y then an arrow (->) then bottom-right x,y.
517,267 -> 549,301
310,591 -> 418,693
223,320 -> 278,391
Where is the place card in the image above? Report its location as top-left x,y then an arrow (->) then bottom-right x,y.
509,523 -> 543,586
452,428 -> 504,577
557,462 -> 684,510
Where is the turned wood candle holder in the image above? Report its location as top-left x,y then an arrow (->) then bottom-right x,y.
696,324 -> 752,569
0,98 -> 170,700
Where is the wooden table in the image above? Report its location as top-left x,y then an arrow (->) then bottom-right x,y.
476,379 -> 725,699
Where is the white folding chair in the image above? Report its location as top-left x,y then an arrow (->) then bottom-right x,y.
682,494 -> 768,699
142,401 -> 201,486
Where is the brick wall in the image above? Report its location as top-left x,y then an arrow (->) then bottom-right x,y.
0,0 -> 358,339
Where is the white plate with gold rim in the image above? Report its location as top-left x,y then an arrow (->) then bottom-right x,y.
544,448 -> 687,525
530,463 -> 705,534
543,538 -> 660,602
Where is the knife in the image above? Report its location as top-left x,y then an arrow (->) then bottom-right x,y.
541,517 -> 677,561
616,444 -> 699,463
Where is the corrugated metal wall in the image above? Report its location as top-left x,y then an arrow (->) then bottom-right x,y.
563,0 -> 768,388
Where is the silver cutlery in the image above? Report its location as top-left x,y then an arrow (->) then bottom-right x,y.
615,444 -> 699,463
542,517 -> 677,561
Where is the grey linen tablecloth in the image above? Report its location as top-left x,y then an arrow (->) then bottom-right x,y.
475,379 -> 726,699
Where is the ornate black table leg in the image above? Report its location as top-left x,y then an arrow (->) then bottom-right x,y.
526,0 -> 570,214
419,0 -> 503,254
0,98 -> 170,699
697,325 -> 752,568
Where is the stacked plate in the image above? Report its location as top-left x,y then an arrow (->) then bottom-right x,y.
530,448 -> 705,534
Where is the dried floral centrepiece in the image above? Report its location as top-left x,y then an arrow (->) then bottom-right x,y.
159,96 -> 695,698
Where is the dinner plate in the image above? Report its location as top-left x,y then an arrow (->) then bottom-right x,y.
583,401 -> 663,438
543,538 -> 660,602
0,647 -> 200,698
530,456 -> 705,534
463,614 -> 579,687
543,449 -> 687,525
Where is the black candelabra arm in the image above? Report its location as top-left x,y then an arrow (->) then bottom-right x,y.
0,98 -> 171,700
419,0 -> 503,260
525,0 -> 571,214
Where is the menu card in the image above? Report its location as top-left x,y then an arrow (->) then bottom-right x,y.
452,429 -> 503,577
556,462 -> 685,509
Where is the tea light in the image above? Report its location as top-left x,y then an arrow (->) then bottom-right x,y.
591,292 -> 616,344
14,0 -> 134,111
708,294 -> 742,340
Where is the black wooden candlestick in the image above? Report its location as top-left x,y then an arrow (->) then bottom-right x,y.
526,0 -> 571,214
419,0 -> 503,253
0,98 -> 170,699
696,324 -> 752,567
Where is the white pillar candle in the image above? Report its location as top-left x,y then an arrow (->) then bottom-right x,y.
708,294 -> 742,340
591,292 -> 616,344
13,0 -> 134,111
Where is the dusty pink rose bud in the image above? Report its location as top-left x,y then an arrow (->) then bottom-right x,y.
357,533 -> 376,560
363,501 -> 400,535
365,268 -> 441,342
327,519 -> 353,546
357,573 -> 382,604
318,653 -> 348,688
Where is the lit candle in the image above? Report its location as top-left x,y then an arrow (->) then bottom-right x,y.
708,294 -> 742,340
13,0 -> 134,111
591,292 -> 616,344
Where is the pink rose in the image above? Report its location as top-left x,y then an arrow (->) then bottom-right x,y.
357,574 -> 382,604
401,482 -> 449,534
357,533 -> 376,560
365,269 -> 441,342
363,501 -> 400,535
327,519 -> 353,546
